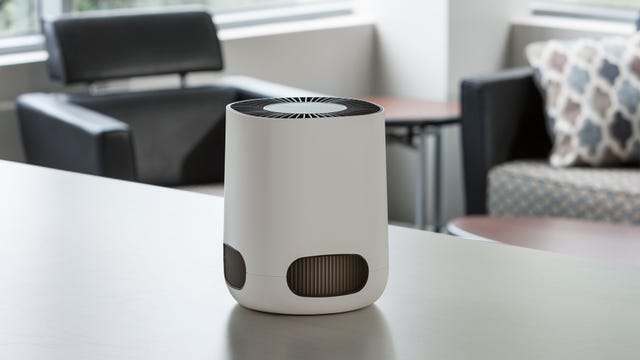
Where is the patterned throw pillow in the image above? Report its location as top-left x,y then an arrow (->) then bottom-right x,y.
526,35 -> 640,167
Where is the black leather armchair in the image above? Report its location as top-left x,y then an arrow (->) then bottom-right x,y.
17,10 -> 319,187
460,68 -> 551,214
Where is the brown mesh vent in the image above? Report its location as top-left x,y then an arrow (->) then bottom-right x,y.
286,254 -> 368,297
224,244 -> 246,289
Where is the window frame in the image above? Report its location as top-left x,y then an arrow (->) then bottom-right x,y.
531,0 -> 640,22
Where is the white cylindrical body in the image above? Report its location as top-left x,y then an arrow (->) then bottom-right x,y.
223,97 -> 387,315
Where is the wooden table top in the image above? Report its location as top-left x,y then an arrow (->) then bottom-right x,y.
361,96 -> 460,126
2,160 -> 640,359
449,216 -> 640,267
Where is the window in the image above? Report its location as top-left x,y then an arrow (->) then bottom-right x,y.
0,1 -> 38,39
0,0 -> 348,44
532,0 -> 640,21
545,0 -> 640,6
67,0 -> 335,14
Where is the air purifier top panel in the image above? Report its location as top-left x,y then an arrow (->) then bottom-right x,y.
229,97 -> 382,119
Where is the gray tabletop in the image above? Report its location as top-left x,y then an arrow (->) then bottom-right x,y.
1,160 -> 639,359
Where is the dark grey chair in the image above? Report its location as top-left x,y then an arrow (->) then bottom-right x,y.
17,10 -> 318,187
460,68 -> 640,225
460,67 -> 550,214
460,17 -> 640,224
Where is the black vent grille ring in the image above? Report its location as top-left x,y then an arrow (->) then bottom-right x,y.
230,97 -> 381,119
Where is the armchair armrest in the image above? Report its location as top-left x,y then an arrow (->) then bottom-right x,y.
17,93 -> 136,181
217,75 -> 327,100
460,67 -> 550,214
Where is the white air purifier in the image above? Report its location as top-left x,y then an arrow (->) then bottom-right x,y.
223,97 -> 388,315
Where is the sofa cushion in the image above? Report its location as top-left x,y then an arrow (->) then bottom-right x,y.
488,160 -> 640,224
526,36 -> 640,167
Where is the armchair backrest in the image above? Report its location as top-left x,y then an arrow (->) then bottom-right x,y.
42,10 -> 223,84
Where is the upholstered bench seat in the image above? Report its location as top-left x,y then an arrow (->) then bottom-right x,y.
488,160 -> 640,224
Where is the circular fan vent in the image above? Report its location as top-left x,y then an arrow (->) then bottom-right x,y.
230,97 -> 382,119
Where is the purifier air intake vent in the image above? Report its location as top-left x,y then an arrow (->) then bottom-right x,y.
230,97 -> 382,119
287,254 -> 369,297
224,244 -> 246,290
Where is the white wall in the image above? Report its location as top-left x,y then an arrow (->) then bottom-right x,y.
221,21 -> 375,96
370,1 -> 449,100
448,0 -> 529,99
